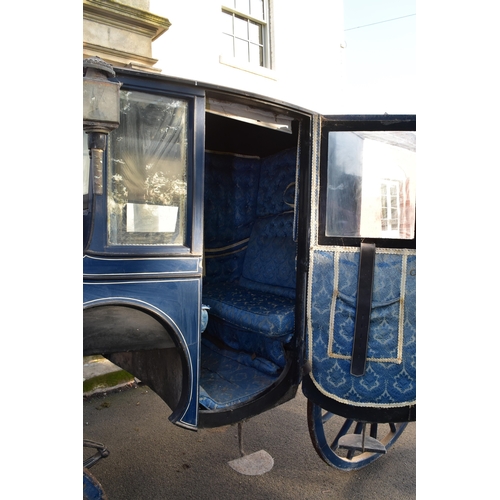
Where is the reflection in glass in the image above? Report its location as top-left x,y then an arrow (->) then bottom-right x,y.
83,130 -> 90,210
325,131 -> 416,239
107,91 -> 188,246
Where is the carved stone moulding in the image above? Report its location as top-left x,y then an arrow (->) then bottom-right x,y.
83,0 -> 171,73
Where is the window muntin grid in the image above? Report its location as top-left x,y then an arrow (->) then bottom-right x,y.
222,1 -> 269,67
380,180 -> 401,236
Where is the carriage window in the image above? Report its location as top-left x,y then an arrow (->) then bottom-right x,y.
107,91 -> 188,246
325,131 -> 416,239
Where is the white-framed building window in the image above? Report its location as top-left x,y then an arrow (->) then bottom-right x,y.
380,180 -> 401,237
221,1 -> 271,68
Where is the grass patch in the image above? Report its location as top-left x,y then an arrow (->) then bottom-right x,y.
83,369 -> 135,394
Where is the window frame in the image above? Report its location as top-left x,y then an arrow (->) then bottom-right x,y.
106,90 -> 190,249
221,0 -> 271,69
83,130 -> 91,212
380,179 -> 401,237
318,115 -> 416,250
85,74 -> 205,257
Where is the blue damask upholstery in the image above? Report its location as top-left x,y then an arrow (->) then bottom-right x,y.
204,153 -> 260,247
203,152 -> 261,283
239,212 -> 296,298
202,280 -> 295,337
307,248 -> 416,408
204,314 -> 289,369
202,148 -> 297,377
199,338 -> 278,410
202,212 -> 296,368
257,148 -> 297,217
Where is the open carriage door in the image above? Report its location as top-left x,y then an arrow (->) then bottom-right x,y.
302,115 -> 416,470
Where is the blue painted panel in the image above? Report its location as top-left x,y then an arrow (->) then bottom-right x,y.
83,278 -> 201,428
83,255 -> 202,278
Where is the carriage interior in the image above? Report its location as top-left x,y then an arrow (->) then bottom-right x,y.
199,110 -> 301,411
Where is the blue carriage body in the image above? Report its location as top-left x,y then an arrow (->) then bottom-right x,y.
83,67 -> 416,445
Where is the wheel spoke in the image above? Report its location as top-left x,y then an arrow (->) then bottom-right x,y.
307,399 -> 409,471
330,418 -> 354,449
353,422 -> 364,434
321,411 -> 335,425
346,422 -> 364,459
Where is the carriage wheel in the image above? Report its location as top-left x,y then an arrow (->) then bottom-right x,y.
84,468 -> 108,500
307,399 -> 408,471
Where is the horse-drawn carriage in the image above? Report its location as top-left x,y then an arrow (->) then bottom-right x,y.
83,59 -> 415,493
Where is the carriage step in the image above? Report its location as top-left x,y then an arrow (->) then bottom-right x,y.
337,435 -> 387,454
227,423 -> 274,476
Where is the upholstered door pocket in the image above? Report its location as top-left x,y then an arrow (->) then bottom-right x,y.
307,247 -> 416,407
329,291 -> 403,363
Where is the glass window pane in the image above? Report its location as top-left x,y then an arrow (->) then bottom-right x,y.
325,131 -> 416,239
234,15 -> 248,39
249,43 -> 263,65
222,0 -> 268,68
107,91 -> 188,246
248,20 -> 261,44
235,0 -> 250,15
250,0 -> 264,20
234,38 -> 249,62
221,11 -> 233,35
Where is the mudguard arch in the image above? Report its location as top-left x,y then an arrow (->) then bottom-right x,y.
83,297 -> 196,428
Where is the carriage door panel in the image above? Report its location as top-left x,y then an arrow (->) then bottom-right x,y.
305,116 -> 416,415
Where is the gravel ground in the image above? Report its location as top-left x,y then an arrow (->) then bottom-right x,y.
83,383 -> 416,500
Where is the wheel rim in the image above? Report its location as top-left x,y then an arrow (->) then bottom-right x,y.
307,399 -> 408,471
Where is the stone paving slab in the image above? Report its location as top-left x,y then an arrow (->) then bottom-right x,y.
84,356 -> 135,396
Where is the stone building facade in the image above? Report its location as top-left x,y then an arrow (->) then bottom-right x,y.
83,0 -> 346,113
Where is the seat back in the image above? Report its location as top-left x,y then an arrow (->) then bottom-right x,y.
239,212 -> 296,299
239,148 -> 298,299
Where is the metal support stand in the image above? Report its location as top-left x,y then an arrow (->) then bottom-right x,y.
337,423 -> 387,454
227,422 -> 274,475
83,440 -> 110,500
83,439 -> 110,469
237,422 -> 245,456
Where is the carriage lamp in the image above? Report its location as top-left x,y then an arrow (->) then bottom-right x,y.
83,56 -> 121,195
